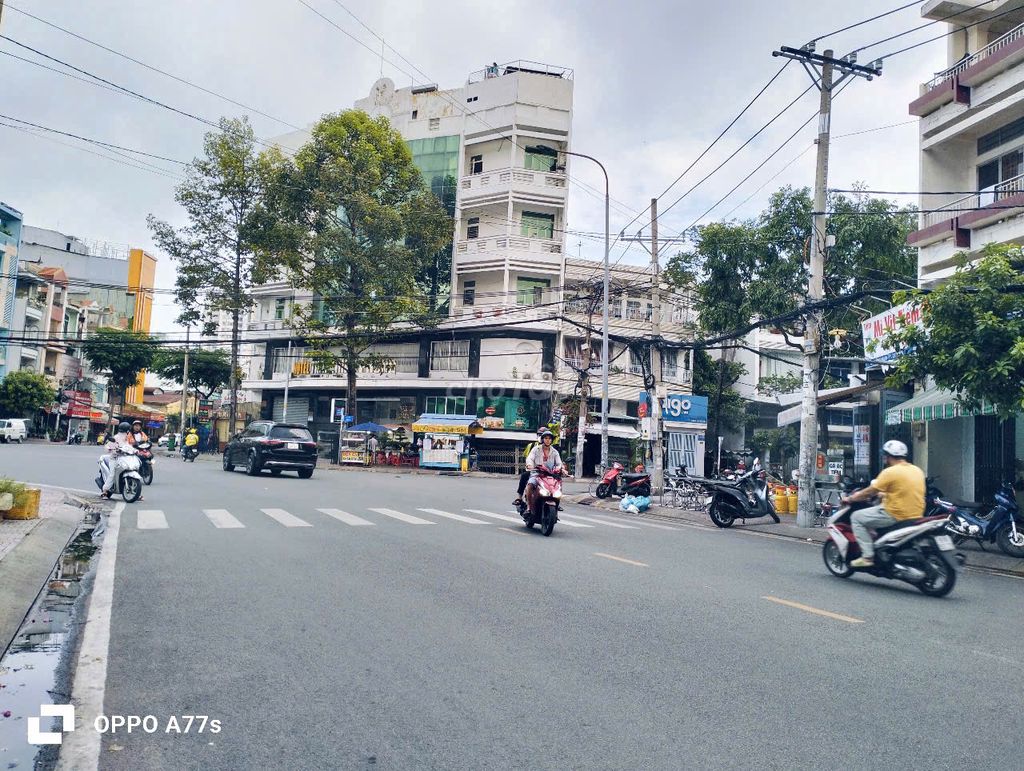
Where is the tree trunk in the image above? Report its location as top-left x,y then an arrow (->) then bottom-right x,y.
229,306 -> 239,436
346,348 -> 358,425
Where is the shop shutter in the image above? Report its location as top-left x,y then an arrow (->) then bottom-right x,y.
272,396 -> 309,425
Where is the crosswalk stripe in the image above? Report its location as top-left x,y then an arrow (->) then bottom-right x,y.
137,510 -> 168,529
417,508 -> 491,525
584,513 -> 682,531
464,509 -> 520,524
369,507 -> 435,525
318,508 -> 375,526
261,508 -> 312,527
560,513 -> 638,529
203,509 -> 245,529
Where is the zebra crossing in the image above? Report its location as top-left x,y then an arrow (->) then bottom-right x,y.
127,505 -> 688,534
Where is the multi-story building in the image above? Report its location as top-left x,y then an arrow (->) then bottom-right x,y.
239,62 -> 697,474
0,201 -> 24,377
901,0 -> 1024,500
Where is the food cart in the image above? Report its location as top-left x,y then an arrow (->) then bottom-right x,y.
411,414 -> 483,470
338,429 -> 371,465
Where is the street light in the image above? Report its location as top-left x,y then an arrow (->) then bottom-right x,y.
525,145 -> 611,472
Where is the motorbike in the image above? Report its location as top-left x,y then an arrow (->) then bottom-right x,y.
595,462 -> 651,499
823,497 -> 960,597
182,444 -> 199,463
703,465 -> 780,528
95,448 -> 144,503
942,481 -> 1024,558
516,467 -> 562,536
135,441 -> 155,485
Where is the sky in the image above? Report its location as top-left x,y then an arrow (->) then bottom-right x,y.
0,0 -> 948,336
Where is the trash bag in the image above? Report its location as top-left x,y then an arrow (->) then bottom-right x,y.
619,495 -> 636,512
633,495 -> 652,512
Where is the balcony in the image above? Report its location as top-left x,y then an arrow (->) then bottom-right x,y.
450,300 -> 558,327
460,167 -> 567,206
909,171 -> 1024,248
911,22 -> 1024,118
454,235 -> 563,270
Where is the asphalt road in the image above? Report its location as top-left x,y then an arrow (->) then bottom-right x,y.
4,441 -> 1024,770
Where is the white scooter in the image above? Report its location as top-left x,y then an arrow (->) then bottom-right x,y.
95,446 -> 144,503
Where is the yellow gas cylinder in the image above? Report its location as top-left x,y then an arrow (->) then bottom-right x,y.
773,487 -> 789,514
787,486 -> 799,514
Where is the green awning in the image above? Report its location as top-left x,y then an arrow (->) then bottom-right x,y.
885,387 -> 997,425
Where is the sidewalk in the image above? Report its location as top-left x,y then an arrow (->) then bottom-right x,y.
571,494 -> 1024,578
0,488 -> 86,654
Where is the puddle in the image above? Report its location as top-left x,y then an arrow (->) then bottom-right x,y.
0,527 -> 100,770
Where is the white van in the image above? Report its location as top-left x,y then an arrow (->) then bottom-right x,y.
0,419 -> 29,443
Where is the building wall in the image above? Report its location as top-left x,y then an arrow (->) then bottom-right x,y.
126,248 -> 158,404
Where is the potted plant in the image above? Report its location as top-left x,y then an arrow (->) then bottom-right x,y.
0,478 -> 29,516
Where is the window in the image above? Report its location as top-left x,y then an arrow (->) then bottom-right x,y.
462,280 -> 476,307
978,115 -> 1024,155
645,303 -> 654,321
516,277 -> 549,306
466,96 -> 478,103
425,396 -> 467,415
565,338 -> 599,368
274,298 -> 286,320
825,409 -> 853,427
411,110 -> 418,119
430,340 -> 470,372
760,352 -> 802,378
625,300 -> 643,320
520,211 -> 554,240
566,294 -> 590,314
429,117 -> 440,131
467,217 -> 480,239
610,301 -> 623,320
524,148 -> 556,172
629,348 -> 650,376
662,349 -> 678,379
469,155 -> 483,174
269,426 -> 313,440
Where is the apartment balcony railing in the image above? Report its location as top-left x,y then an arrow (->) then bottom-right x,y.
460,167 -> 567,201
923,22 -> 1024,92
910,172 -> 1024,247
451,301 -> 557,324
455,235 -> 562,259
274,356 -> 420,379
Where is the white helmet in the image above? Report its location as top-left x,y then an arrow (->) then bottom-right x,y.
882,439 -> 909,458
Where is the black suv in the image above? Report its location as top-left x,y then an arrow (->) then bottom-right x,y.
223,421 -> 318,478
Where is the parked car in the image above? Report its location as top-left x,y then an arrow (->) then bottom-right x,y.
222,421 -> 317,478
157,433 -> 179,448
0,419 -> 29,444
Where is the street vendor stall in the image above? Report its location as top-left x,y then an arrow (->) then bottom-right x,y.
411,413 -> 482,470
338,429 -> 371,465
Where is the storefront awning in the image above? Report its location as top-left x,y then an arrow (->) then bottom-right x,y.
885,387 -> 997,425
777,382 -> 886,428
586,424 -> 641,440
411,414 -> 483,435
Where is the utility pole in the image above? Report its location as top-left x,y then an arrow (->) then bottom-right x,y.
649,199 -> 664,494
179,325 -> 191,433
574,291 -> 597,478
772,44 -> 880,527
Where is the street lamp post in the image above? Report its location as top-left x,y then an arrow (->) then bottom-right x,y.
525,145 -> 611,473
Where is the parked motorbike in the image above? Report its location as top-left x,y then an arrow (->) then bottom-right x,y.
135,441 -> 155,485
596,462 -> 651,499
942,481 -> 1024,558
516,467 -> 562,536
95,448 -> 144,503
703,466 -> 780,528
823,497 -> 959,597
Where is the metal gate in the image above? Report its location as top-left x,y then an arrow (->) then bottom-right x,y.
974,416 -> 1015,502
272,396 -> 309,425
667,431 -> 698,475
474,441 -> 522,475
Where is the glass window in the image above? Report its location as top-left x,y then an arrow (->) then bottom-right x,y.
462,280 -> 475,307
662,349 -> 678,378
470,155 -> 483,174
270,426 -> 313,440
625,300 -> 643,320
610,301 -> 623,320
524,149 -> 556,172
629,348 -> 649,376
520,211 -> 554,239
425,396 -> 466,414
564,339 -> 585,368
516,277 -> 549,306
467,217 -> 480,239
275,298 -> 286,320
566,294 -> 590,314
430,340 -> 470,372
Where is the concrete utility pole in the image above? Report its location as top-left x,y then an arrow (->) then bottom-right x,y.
575,292 -> 597,478
772,44 -> 880,527
179,325 -> 190,432
649,198 -> 664,494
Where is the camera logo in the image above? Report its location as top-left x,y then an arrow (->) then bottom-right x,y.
27,704 -> 76,745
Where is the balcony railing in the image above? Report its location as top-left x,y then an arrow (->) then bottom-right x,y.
275,356 -> 420,379
921,171 -> 1024,228
460,167 -> 567,196
455,236 -> 562,256
923,21 -> 1024,91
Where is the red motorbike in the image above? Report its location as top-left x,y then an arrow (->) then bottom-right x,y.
516,468 -> 562,536
595,462 -> 651,499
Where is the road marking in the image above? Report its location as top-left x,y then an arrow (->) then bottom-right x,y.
58,502 -> 124,770
561,513 -> 638,529
585,513 -> 682,531
418,508 -> 491,524
498,527 -> 528,537
593,552 -> 649,567
762,595 -> 864,624
136,509 -> 168,529
501,509 -> 593,528
203,509 -> 245,529
465,509 -> 521,524
261,508 -> 312,527
318,508 -> 375,526
369,507 -> 435,525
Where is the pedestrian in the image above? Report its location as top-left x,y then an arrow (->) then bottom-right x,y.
368,433 -> 380,464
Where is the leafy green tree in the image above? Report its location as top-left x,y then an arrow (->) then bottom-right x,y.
0,371 -> 55,418
884,243 -> 1024,417
81,328 -> 156,421
259,110 -> 452,418
148,116 -> 276,435
151,348 -> 235,401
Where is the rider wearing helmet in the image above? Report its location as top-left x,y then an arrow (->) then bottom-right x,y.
840,439 -> 925,568
99,421 -> 137,498
514,426 -> 550,507
524,430 -> 564,510
128,419 -> 149,446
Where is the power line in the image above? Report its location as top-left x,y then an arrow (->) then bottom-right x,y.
722,144 -> 814,220
811,0 -> 922,43
832,119 -> 917,138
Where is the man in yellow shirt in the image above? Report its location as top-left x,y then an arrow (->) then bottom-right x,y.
840,440 -> 925,568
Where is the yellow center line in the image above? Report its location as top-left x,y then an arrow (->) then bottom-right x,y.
593,552 -> 649,568
498,527 -> 528,537
762,595 -> 864,624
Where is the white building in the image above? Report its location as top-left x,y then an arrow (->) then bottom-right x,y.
239,62 -> 697,474
901,0 -> 1024,500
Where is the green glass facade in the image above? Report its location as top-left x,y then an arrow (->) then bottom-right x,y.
407,136 -> 460,214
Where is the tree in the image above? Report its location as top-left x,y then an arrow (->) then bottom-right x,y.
884,243 -> 1024,417
148,116 -> 276,436
407,182 -> 456,314
81,328 -> 156,421
260,110 -> 453,419
0,371 -> 55,418
151,348 -> 235,401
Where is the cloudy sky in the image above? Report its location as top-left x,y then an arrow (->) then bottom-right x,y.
0,0 -> 946,333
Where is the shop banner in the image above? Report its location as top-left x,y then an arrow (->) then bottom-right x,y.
861,301 -> 924,366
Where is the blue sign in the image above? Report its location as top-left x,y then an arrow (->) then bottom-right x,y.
662,394 -> 708,424
344,414 -> 355,424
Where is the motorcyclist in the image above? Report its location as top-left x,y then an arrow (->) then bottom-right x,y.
183,427 -> 200,456
514,426 -> 548,507
99,421 -> 137,499
840,439 -> 925,568
524,430 -> 564,512
128,419 -> 149,446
